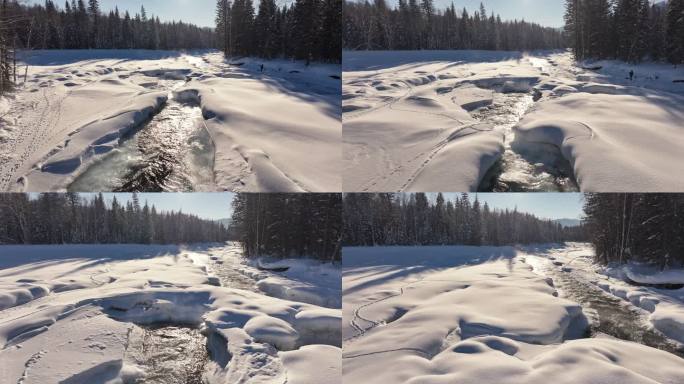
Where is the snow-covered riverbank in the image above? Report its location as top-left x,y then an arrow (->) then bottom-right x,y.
523,243 -> 684,346
0,50 -> 341,192
342,50 -> 684,192
342,244 -> 684,383
0,243 -> 341,383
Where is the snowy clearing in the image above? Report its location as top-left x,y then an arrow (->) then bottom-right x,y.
342,50 -> 684,192
0,243 -> 341,384
0,50 -> 341,192
342,244 -> 684,384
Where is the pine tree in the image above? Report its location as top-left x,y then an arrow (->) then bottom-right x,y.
87,0 -> 99,48
666,0 -> 684,65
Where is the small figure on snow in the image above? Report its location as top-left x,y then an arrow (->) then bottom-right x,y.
629,70 -> 634,81
260,64 -> 264,73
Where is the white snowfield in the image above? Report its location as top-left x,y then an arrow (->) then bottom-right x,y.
0,50 -> 341,192
0,243 -> 341,384
342,245 -> 684,384
342,50 -> 684,192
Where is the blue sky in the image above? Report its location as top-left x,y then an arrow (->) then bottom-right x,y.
32,0 -> 566,28
440,193 -> 585,220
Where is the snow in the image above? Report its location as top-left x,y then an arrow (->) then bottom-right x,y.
343,245 -> 684,383
524,243 -> 684,346
0,243 -> 341,383
514,91 -> 684,192
622,264 -> 684,285
1,50 -> 341,192
280,345 -> 341,384
244,315 -> 299,350
236,256 -> 342,308
343,49 -> 684,192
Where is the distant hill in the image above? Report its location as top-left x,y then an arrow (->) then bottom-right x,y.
554,218 -> 582,228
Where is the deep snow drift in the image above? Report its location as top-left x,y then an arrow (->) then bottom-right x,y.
0,50 -> 341,192
342,50 -> 684,192
0,243 -> 341,383
342,245 -> 684,384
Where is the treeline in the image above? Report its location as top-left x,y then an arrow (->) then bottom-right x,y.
343,193 -> 586,247
564,0 -> 684,64
344,0 -> 566,51
230,194 -> 342,261
0,193 -> 229,245
216,0 -> 341,62
2,0 -> 215,50
1,0 -> 16,95
584,194 -> 684,268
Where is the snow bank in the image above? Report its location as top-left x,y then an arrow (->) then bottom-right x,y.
576,257 -> 684,345
576,57 -> 684,95
514,91 -> 684,192
244,315 -> 299,350
343,50 -> 684,192
246,258 -> 342,308
342,50 -> 547,192
176,74 -> 341,192
2,50 -> 341,192
280,345 -> 341,384
345,336 -> 684,384
623,264 -> 684,285
343,245 -> 684,383
23,91 -> 167,191
0,244 -> 341,383
528,244 -> 684,346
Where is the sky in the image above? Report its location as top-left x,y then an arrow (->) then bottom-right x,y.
31,0 -> 566,29
440,193 -> 585,220
83,193 -> 234,220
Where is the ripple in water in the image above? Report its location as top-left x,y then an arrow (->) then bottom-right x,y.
69,98 -> 215,192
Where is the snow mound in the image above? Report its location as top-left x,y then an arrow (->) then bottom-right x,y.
21,90 -> 167,191
280,345 -> 341,384
177,77 -> 341,192
343,245 -> 684,384
244,315 -> 299,350
624,264 -> 684,285
345,336 -> 684,384
514,92 -> 684,191
0,244 -> 341,383
242,257 -> 342,308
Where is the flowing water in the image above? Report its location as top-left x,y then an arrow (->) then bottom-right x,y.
526,255 -> 684,358
207,254 -> 260,292
69,84 -> 215,192
122,254 -> 259,383
476,93 -> 579,192
125,325 -> 209,384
